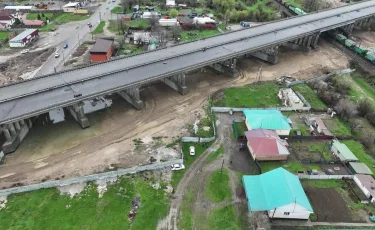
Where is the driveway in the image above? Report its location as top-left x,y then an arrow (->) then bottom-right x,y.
34,0 -> 119,77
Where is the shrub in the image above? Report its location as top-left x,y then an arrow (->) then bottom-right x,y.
334,99 -> 357,121
357,99 -> 374,117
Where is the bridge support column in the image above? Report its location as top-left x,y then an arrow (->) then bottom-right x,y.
118,87 -> 145,110
342,23 -> 355,35
285,33 -> 320,52
1,120 -> 30,154
161,74 -> 188,95
68,102 -> 89,129
247,46 -> 279,64
356,18 -> 372,29
209,58 -> 239,77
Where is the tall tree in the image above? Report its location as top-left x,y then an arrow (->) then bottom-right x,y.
169,8 -> 179,18
213,0 -> 235,27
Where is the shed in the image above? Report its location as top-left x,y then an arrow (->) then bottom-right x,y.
245,129 -> 290,161
353,174 -> 375,203
349,162 -> 373,175
24,20 -> 45,27
9,29 -> 39,47
4,6 -> 34,11
243,167 -> 313,219
278,88 -> 303,110
63,2 -> 80,12
89,38 -> 114,62
243,110 -> 292,136
330,140 -> 358,163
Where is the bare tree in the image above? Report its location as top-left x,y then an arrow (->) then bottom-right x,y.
357,99 -> 373,117
136,37 -> 142,47
334,99 -> 357,121
170,25 -> 182,43
360,132 -> 375,149
149,15 -> 159,31
117,18 -> 129,35
151,25 -> 167,48
349,119 -> 361,133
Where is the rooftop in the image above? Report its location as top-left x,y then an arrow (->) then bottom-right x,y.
4,6 -> 34,10
349,162 -> 373,175
9,29 -> 38,42
242,167 -> 313,212
24,20 -> 44,26
243,110 -> 292,131
332,140 -> 358,161
245,129 -> 289,156
355,174 -> 375,198
89,38 -> 113,54
63,2 -> 80,8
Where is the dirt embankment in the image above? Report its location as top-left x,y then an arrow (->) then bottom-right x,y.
0,48 -> 54,86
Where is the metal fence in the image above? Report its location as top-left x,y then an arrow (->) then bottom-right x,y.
289,135 -> 334,140
0,159 -> 183,197
298,174 -> 353,179
181,136 -> 215,143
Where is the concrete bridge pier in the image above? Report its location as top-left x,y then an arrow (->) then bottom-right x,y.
284,33 -> 320,52
161,73 -> 188,95
209,58 -> 239,77
341,23 -> 355,35
68,102 -> 89,129
118,87 -> 145,110
1,120 -> 30,154
355,17 -> 372,29
247,46 -> 279,64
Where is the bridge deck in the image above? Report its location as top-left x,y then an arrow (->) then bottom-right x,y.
1,1 -> 375,124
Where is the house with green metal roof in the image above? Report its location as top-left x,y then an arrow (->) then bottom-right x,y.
331,140 -> 358,163
243,110 -> 292,136
242,167 -> 313,219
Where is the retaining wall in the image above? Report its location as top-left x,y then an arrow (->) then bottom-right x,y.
0,159 -> 182,197
298,174 -> 354,179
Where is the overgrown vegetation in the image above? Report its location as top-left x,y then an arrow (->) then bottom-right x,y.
292,84 -> 326,110
208,206 -> 241,230
259,159 -> 305,173
342,140 -> 375,175
180,30 -> 220,42
91,21 -> 105,34
205,169 -> 232,202
214,81 -> 282,108
0,176 -> 169,230
54,13 -> 90,24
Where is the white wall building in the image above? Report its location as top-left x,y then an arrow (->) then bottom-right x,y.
166,0 -> 176,7
63,2 -> 80,12
354,174 -> 375,203
133,32 -> 150,44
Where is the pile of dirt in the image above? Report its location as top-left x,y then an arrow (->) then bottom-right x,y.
128,196 -> 141,222
0,48 -> 54,86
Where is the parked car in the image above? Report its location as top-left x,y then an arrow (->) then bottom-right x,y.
54,53 -> 60,58
171,163 -> 185,171
189,146 -> 195,156
21,49 -> 29,54
63,43 -> 68,49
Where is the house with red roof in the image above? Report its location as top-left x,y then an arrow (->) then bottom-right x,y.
245,129 -> 290,161
23,20 -> 45,27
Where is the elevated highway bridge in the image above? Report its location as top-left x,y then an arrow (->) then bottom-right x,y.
1,0 -> 375,153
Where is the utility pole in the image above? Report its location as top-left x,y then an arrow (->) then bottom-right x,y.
78,33 -> 80,45
99,11 -> 102,22
257,66 -> 263,83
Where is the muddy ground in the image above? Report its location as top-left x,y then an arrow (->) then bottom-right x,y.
0,48 -> 54,86
0,40 -> 350,188
305,187 -> 364,223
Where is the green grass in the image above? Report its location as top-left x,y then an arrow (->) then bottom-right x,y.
208,206 -> 241,230
180,29 -> 221,42
302,179 -> 342,188
178,188 -> 194,230
54,13 -> 90,24
107,20 -> 120,34
171,142 -> 213,188
259,159 -> 305,173
292,84 -> 327,110
352,76 -> 375,101
206,145 -> 224,163
195,116 -> 214,138
307,164 -> 322,171
0,31 -> 9,41
121,43 -> 144,56
205,169 -> 232,202
111,6 -> 124,14
285,0 -> 303,9
234,122 -> 247,138
214,81 -> 282,108
292,140 -> 333,161
38,23 -> 57,32
322,117 -> 351,136
91,21 -> 105,34
26,13 -> 54,20
0,176 -> 169,230
125,20 -> 150,29
342,140 -> 375,174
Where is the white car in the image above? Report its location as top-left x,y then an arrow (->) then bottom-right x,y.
189,146 -> 195,156
171,163 -> 185,171
54,53 -> 60,58
21,49 -> 29,54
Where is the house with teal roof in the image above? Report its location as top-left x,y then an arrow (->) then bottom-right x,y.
242,167 -> 313,219
243,110 -> 292,136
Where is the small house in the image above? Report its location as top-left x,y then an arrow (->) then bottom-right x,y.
278,88 -> 304,110
9,29 -> 39,47
243,110 -> 292,136
63,2 -> 80,12
23,20 -> 45,27
349,162 -> 373,175
243,167 -> 313,219
304,117 -> 333,136
166,0 -> 175,7
354,174 -> 375,203
0,11 -> 19,28
330,140 -> 358,163
245,129 -> 290,161
133,32 -> 150,44
89,38 -> 114,62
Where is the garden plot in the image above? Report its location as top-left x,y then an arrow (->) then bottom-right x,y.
291,140 -> 334,162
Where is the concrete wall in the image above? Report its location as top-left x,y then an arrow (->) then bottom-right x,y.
298,175 -> 354,179
211,107 -> 310,113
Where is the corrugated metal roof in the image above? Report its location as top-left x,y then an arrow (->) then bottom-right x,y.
89,38 -> 113,53
332,140 -> 358,161
349,162 -> 373,175
9,29 -> 38,42
355,174 -> 375,198
243,168 -> 313,212
245,129 -> 289,155
243,110 -> 292,130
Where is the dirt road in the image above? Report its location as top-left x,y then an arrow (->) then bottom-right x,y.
0,40 -> 349,188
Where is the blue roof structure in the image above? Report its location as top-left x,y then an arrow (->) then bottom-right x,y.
243,110 -> 292,131
242,168 -> 313,212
